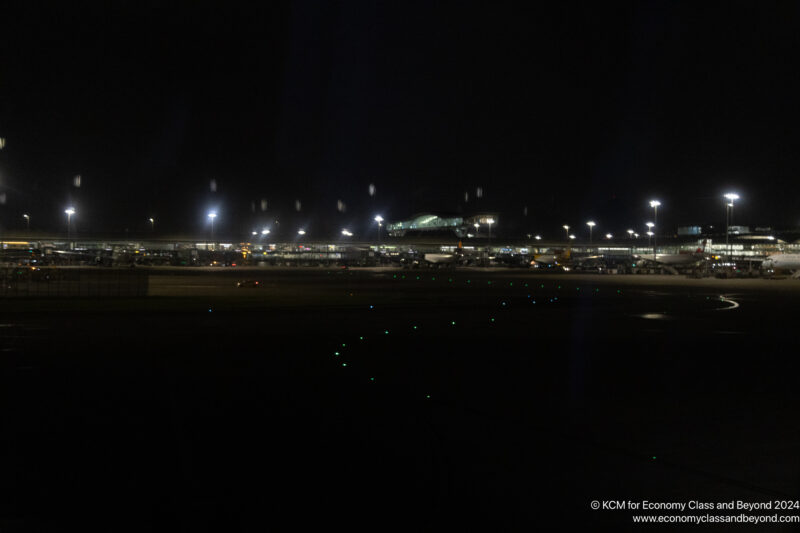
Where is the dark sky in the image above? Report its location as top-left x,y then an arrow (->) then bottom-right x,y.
1,1 -> 799,239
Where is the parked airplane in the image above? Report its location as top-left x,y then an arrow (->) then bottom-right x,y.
423,253 -> 457,265
641,240 -> 709,266
761,253 -> 800,275
532,248 -> 571,266
422,240 -> 471,266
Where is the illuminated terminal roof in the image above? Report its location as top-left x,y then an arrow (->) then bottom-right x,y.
387,213 -> 498,237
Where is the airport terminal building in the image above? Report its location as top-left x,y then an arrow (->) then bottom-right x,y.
386,213 -> 498,237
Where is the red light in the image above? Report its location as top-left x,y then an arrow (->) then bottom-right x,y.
232,263 -> 237,266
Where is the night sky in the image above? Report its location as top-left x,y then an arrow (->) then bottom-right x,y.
1,1 -> 799,238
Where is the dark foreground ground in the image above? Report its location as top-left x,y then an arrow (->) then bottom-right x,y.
2,268 -> 800,531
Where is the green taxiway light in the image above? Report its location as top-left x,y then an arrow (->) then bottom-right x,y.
370,377 -> 375,381
342,363 -> 347,367
451,321 -> 456,325
334,352 -> 340,356
384,330 -> 389,334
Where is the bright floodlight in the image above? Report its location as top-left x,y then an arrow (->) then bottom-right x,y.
207,212 -> 217,219
23,214 -> 29,219
724,193 -> 740,201
251,231 -> 258,236
298,229 -> 306,235
65,208 -> 75,216
374,215 -> 383,223
474,222 -> 479,229
487,218 -> 495,224
535,235 -> 542,240
563,225 -> 569,230
569,234 -> 576,240
634,233 -> 640,238
646,221 -> 654,228
586,221 -> 595,227
261,229 -> 269,235
341,229 -> 352,236
605,233 -> 612,239
649,200 -> 661,208
627,229 -> 634,234
646,231 -> 654,236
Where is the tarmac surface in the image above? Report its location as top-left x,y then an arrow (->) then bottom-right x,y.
146,266 -> 800,295
1,267 -> 799,531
